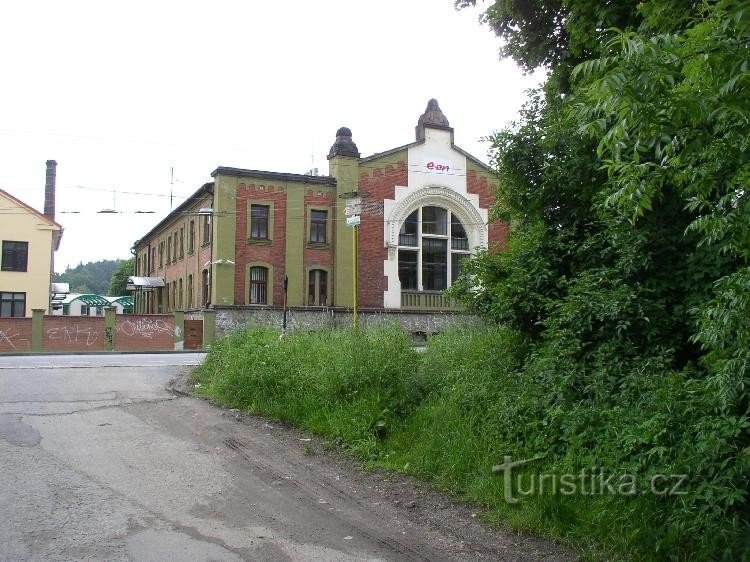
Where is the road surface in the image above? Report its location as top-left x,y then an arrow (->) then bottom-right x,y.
0,353 -> 572,561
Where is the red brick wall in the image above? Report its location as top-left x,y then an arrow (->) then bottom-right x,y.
115,315 -> 174,351
358,161 -> 408,308
303,190 -> 334,303
234,183 -> 288,305
0,318 -> 32,352
467,169 -> 508,251
43,316 -> 106,352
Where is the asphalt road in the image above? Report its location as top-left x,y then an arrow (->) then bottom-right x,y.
0,353 -> 572,561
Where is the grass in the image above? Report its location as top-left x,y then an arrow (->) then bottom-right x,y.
193,325 -> 749,561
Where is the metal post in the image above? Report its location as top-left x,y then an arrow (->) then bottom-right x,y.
353,225 -> 358,329
283,275 -> 289,332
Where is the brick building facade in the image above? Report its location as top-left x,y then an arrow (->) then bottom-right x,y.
132,100 -> 504,313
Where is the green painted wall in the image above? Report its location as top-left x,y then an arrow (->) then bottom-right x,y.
210,175 -> 238,306
284,183 -> 305,307
329,155 -> 359,307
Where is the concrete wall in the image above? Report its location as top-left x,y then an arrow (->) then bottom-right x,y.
211,306 -> 482,339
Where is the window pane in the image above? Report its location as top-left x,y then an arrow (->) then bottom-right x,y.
1,241 -> 28,272
451,215 -> 469,251
422,207 -> 447,236
399,210 -> 418,246
398,250 -> 418,290
251,205 -> 269,239
0,301 -> 10,317
319,271 -> 327,305
452,253 -> 469,283
422,238 -> 447,290
250,266 -> 268,304
310,210 -> 327,243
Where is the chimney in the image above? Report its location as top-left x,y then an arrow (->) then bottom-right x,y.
44,160 -> 57,221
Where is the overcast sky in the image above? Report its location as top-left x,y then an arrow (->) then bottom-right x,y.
0,0 -> 542,273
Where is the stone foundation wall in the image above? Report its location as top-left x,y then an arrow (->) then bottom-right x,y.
212,306 -> 482,339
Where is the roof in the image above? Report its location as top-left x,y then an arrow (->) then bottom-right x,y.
106,295 -> 134,312
134,182 -> 214,249
61,293 -> 111,307
0,188 -> 63,229
0,188 -> 64,250
127,276 -> 166,289
212,167 -> 337,186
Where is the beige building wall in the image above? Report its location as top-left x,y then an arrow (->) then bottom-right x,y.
0,191 -> 61,316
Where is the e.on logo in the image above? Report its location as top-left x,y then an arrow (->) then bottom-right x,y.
426,161 -> 451,173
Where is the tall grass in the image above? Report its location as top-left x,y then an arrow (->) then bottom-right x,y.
194,326 -> 749,560
193,325 -> 423,456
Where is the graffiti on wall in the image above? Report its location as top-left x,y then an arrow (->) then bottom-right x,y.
46,325 -> 99,346
0,328 -> 31,351
116,317 -> 174,339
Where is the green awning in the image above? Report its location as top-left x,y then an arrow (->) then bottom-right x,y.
110,296 -> 133,312
72,294 -> 111,307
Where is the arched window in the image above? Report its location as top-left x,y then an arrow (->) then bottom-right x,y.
398,206 -> 470,292
249,266 -> 268,304
308,269 -> 328,306
178,278 -> 183,309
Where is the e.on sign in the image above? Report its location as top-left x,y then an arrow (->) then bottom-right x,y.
425,160 -> 452,173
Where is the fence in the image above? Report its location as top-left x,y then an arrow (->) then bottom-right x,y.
0,308 -> 215,353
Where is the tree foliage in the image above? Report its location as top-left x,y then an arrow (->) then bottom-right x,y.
452,0 -> 750,557
108,257 -> 134,296
54,259 -> 125,295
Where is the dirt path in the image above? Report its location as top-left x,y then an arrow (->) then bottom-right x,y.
168,370 -> 575,561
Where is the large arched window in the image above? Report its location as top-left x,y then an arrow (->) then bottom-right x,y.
398,206 -> 470,291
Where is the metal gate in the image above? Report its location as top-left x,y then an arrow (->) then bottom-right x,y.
184,319 -> 203,350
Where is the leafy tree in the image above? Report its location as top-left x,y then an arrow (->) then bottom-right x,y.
451,0 -> 750,557
108,257 -> 134,296
54,259 -> 125,295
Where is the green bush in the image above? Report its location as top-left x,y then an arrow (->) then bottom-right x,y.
196,324 -> 749,560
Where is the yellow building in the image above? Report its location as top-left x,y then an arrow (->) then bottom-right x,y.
0,179 -> 63,317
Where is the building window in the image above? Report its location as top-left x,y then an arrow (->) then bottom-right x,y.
308,269 -> 328,306
188,220 -> 195,254
0,292 -> 26,317
2,241 -> 28,272
80,304 -> 90,316
398,250 -> 418,290
202,214 -> 211,245
173,233 -> 178,262
151,248 -> 156,273
172,281 -> 177,310
159,242 -> 164,268
202,269 -> 210,306
178,278 -> 183,309
309,210 -> 328,244
187,274 -> 193,308
397,206 -> 470,292
249,266 -> 268,304
179,227 -> 184,258
250,205 -> 270,240
167,238 -> 172,263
